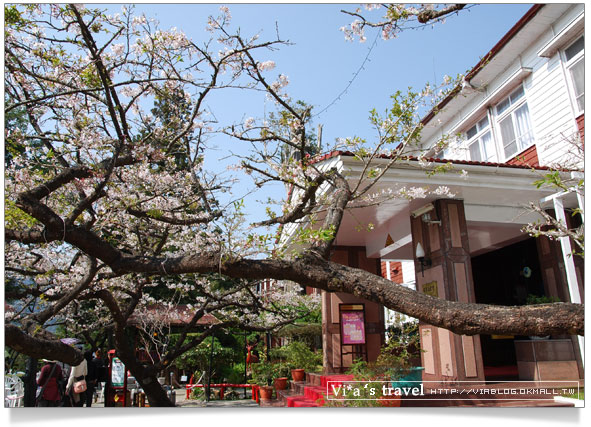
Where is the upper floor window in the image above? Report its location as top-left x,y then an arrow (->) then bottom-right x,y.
495,85 -> 534,159
466,115 -> 496,162
564,36 -> 584,113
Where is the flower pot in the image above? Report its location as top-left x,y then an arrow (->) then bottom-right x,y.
378,395 -> 402,407
291,369 -> 305,382
259,385 -> 274,400
274,377 -> 288,391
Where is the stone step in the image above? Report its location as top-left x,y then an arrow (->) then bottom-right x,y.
307,372 -> 322,386
278,389 -> 299,405
290,380 -> 305,393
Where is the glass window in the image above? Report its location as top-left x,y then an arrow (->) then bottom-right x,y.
565,36 -> 584,61
496,97 -> 511,115
564,36 -> 584,113
570,59 -> 584,111
477,116 -> 489,129
469,141 -> 482,161
509,86 -> 524,103
466,113 -> 496,162
495,85 -> 533,159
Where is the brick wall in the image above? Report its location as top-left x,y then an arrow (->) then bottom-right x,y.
380,261 -> 403,283
576,114 -> 584,144
507,144 -> 539,167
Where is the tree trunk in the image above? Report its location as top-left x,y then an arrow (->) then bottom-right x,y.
109,326 -> 174,407
136,374 -> 174,407
23,357 -> 38,408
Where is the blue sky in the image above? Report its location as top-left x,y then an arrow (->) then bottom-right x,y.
130,3 -> 532,146
101,3 -> 534,222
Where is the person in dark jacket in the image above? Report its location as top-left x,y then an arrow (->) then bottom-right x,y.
37,360 -> 63,407
84,351 -> 98,407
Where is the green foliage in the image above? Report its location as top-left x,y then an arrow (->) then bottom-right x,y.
225,362 -> 247,384
268,100 -> 319,162
273,362 -> 290,379
144,86 -> 197,172
4,5 -> 28,28
4,199 -> 39,228
283,341 -> 322,371
4,95 -> 31,166
294,225 -> 336,246
426,161 -> 454,177
174,334 -> 241,383
79,67 -> 102,88
277,323 -> 322,349
561,390 -> 584,400
526,294 -> 561,305
190,386 -> 205,400
345,321 -> 420,380
324,323 -> 421,407
251,354 -> 290,385
534,171 -> 564,190
251,359 -> 275,386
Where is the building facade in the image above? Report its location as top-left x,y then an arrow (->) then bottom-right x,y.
283,4 -> 584,382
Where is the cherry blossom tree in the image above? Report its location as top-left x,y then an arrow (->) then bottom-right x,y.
4,3 -> 583,406
4,4 -> 318,406
340,4 -> 468,42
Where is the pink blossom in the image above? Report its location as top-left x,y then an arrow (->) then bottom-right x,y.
257,60 -> 276,72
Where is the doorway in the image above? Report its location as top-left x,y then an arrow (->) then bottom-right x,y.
471,237 -> 543,381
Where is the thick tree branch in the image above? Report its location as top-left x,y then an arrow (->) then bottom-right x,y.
126,207 -> 220,226
254,173 -> 327,226
5,324 -> 84,365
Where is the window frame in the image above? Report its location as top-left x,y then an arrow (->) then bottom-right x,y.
563,35 -> 584,115
465,113 -> 497,162
493,84 -> 535,162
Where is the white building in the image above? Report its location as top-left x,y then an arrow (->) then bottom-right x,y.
282,4 -> 584,382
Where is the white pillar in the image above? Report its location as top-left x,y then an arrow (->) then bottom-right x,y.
553,196 -> 584,367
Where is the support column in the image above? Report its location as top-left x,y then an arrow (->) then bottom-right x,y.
322,246 -> 385,374
535,206 -> 584,377
411,199 -> 485,385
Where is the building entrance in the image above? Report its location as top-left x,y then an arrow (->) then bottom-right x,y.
471,238 -> 543,381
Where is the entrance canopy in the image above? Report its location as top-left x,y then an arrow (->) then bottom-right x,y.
289,153 -> 572,260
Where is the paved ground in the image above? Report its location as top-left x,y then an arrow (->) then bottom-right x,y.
175,388 -> 259,407
87,386 -> 260,407
176,398 -> 259,408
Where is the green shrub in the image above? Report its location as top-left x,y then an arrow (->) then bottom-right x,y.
285,341 -> 322,371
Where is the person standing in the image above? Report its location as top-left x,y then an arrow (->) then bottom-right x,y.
84,351 -> 98,407
36,360 -> 63,407
67,354 -> 88,407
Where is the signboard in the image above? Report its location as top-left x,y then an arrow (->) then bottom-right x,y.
111,357 -> 125,387
422,281 -> 438,297
341,311 -> 366,345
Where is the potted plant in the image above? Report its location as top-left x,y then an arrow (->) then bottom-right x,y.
285,342 -> 322,382
251,362 -> 275,400
272,363 -> 290,392
327,321 -> 421,407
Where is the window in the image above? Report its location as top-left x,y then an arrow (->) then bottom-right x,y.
495,86 -> 534,159
435,148 -> 448,160
466,115 -> 497,162
564,36 -> 584,113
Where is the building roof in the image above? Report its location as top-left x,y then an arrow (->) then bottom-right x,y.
420,4 -> 544,128
310,150 -> 551,171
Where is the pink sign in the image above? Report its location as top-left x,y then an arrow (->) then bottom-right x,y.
341,311 -> 366,345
